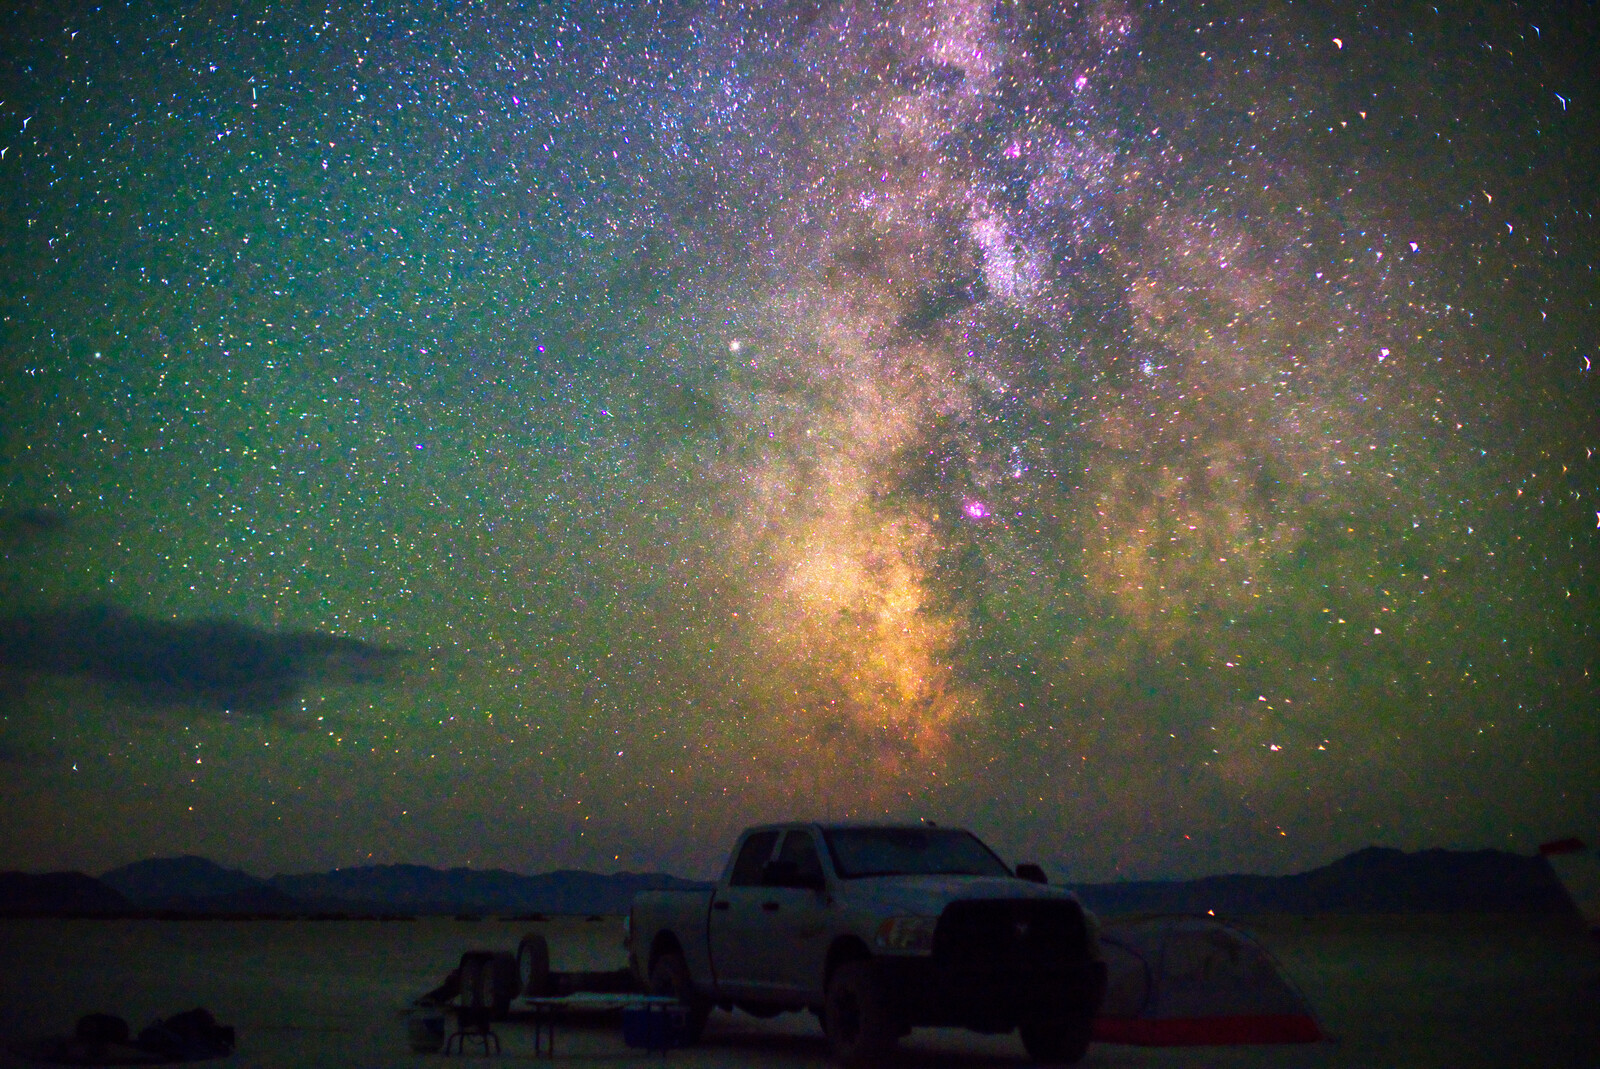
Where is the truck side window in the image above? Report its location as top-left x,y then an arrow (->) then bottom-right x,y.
729,830 -> 780,887
777,831 -> 824,883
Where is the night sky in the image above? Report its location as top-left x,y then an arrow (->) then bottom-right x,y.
1,0 -> 1596,883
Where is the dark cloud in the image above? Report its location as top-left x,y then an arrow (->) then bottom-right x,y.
0,739 -> 55,768
0,508 -> 71,543
0,605 -> 409,719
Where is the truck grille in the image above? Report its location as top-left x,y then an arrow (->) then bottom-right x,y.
932,899 -> 1089,973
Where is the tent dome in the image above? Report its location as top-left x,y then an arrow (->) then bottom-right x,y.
1093,914 -> 1324,1046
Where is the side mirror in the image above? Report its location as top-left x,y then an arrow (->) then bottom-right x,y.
1015,863 -> 1048,885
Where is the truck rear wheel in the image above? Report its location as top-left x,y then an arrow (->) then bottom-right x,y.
648,950 -> 710,1043
824,961 -> 897,1066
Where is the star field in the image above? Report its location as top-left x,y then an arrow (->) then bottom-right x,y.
1,0 -> 1596,881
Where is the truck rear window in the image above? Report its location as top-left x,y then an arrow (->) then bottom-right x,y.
822,828 -> 1013,879
729,830 -> 781,886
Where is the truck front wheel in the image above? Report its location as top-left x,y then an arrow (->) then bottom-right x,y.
648,951 -> 710,1043
823,961 -> 897,1067
1019,1010 -> 1093,1065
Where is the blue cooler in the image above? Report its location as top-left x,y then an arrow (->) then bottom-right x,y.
621,1003 -> 687,1052
405,1010 -> 446,1053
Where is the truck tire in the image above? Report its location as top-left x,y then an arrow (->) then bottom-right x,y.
1019,1009 -> 1093,1065
824,961 -> 897,1066
516,933 -> 551,997
648,950 -> 710,1043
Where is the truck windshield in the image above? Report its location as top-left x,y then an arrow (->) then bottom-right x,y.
822,828 -> 1014,879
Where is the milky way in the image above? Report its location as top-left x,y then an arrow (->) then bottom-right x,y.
1,1 -> 1596,880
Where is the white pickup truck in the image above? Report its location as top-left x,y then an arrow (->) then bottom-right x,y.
627,822 -> 1107,1065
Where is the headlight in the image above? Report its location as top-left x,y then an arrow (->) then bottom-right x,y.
874,916 -> 937,953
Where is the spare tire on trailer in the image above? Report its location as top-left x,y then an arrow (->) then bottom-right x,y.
488,952 -> 520,1018
457,950 -> 521,1020
457,952 -> 490,1015
516,933 -> 552,998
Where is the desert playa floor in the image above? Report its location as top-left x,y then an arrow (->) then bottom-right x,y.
1,913 -> 1595,1069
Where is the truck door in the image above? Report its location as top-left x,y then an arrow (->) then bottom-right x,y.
707,829 -> 779,996
766,829 -> 833,1000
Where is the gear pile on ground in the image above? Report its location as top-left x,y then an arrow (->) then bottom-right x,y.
8,1007 -> 236,1065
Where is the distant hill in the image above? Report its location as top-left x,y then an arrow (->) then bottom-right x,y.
269,866 -> 710,915
181,883 -> 307,915
0,871 -> 129,914
101,855 -> 267,909
1068,846 -> 1573,916
84,855 -> 711,916
0,846 -> 1578,917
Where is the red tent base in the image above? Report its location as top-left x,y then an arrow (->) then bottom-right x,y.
1093,1014 -> 1324,1046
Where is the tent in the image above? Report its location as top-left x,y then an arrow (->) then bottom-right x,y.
1539,837 -> 1600,934
1092,915 -> 1324,1046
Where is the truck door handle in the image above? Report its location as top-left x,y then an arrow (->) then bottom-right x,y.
713,901 -> 730,911
761,902 -> 780,912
